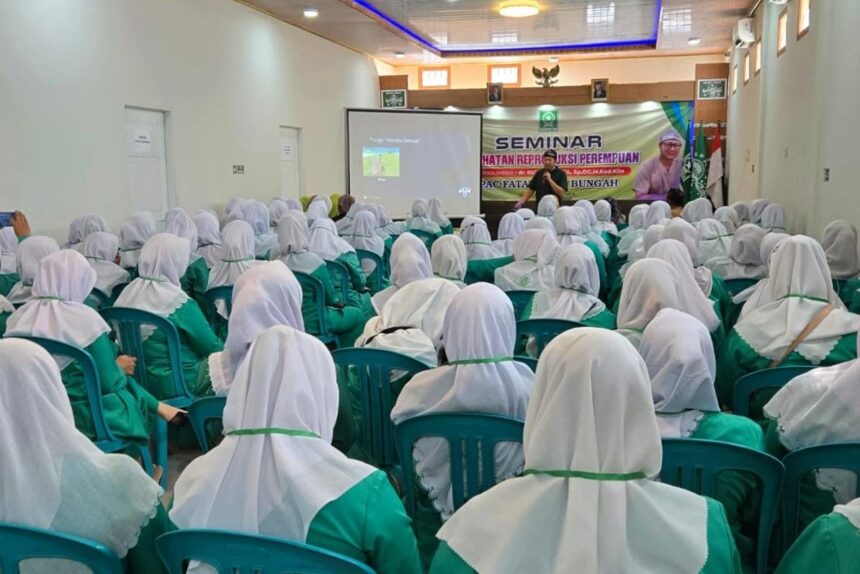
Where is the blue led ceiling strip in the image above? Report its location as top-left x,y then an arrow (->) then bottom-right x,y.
351,0 -> 662,56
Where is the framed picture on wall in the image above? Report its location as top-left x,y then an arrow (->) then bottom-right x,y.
487,82 -> 504,104
697,79 -> 728,100
591,79 -> 608,102
380,89 -> 408,109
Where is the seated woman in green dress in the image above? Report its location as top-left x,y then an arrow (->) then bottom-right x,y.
406,199 -> 442,237
593,199 -> 619,237
705,224 -> 767,281
763,358 -> 860,535
165,207 -> 210,309
0,338 -> 172,574
277,212 -> 365,347
716,235 -> 860,409
6,235 -> 59,306
371,232 -> 433,313
192,209 -> 223,269
616,203 -> 648,258
698,218 -> 732,264
0,227 -> 20,297
640,308 -> 765,569
428,198 -> 453,235
460,216 -> 510,283
776,499 -> 860,574
537,195 -> 558,219
241,199 -> 279,260
118,211 -> 158,271
429,328 -> 742,574
392,283 -> 534,568
171,325 -> 422,574
494,229 -> 560,292
525,243 -> 616,330
820,220 -> 860,307
345,210 -> 390,293
82,231 -> 130,304
115,233 -> 224,400
492,212 -> 525,257
431,235 -> 467,288
731,232 -> 790,328
573,203 -> 610,257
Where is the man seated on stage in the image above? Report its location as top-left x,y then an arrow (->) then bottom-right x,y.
514,150 -> 568,210
634,130 -> 684,201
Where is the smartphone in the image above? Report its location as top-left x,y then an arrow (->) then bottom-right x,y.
0,212 -> 14,228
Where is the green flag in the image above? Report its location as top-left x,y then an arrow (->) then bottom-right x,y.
681,124 -> 709,201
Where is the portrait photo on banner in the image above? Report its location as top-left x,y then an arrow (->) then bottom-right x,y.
487,83 -> 504,104
591,79 -> 608,102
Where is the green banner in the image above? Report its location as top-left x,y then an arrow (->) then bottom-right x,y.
481,101 -> 693,201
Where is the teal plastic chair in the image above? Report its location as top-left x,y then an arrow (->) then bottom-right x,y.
724,278 -> 759,296
156,529 -> 374,574
204,285 -> 234,318
0,523 -> 122,574
188,396 -> 227,453
781,442 -> 860,549
86,288 -> 112,310
515,356 -> 538,372
293,272 -> 338,347
325,260 -> 351,303
409,229 -> 437,250
10,335 -> 153,474
394,412 -> 525,517
660,438 -> 785,574
733,366 -> 816,417
331,348 -> 430,470
355,249 -> 385,293
505,290 -> 535,321
110,282 -> 130,301
101,307 -> 193,488
516,318 -> 584,357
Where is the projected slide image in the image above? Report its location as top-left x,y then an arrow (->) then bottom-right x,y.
363,147 -> 400,177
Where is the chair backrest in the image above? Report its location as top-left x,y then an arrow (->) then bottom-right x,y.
110,282 -> 130,301
733,366 -> 816,417
324,260 -> 350,304
0,522 -> 123,574
9,335 -> 123,452
331,348 -> 429,468
724,278 -> 759,296
394,412 -> 525,516
515,356 -> 538,372
782,442 -> 860,548
86,289 -> 111,310
505,290 -> 535,321
355,249 -> 385,293
156,529 -> 374,574
516,318 -> 584,357
293,272 -> 335,344
660,438 -> 784,574
409,229 -> 436,250
204,285 -> 235,320
100,307 -> 193,403
187,396 -> 227,453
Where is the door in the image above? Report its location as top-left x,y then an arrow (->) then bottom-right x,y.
125,107 -> 169,218
279,126 -> 302,200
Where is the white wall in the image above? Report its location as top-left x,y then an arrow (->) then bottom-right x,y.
727,0 -> 860,235
0,0 -> 380,238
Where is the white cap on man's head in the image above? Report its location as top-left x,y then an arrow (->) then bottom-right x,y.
659,130 -> 683,144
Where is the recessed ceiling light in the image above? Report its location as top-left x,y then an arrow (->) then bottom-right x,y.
548,56 -> 559,63
303,7 -> 319,18
394,51 -> 406,59
688,37 -> 702,46
498,0 -> 540,18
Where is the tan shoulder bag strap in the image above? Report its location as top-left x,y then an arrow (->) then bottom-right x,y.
769,304 -> 835,368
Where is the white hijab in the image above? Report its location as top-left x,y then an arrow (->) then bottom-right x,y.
336,201 -> 363,237
391,284 -> 533,519
242,200 -> 278,258
681,198 -> 713,224
81,232 -> 130,297
835,499 -> 860,530
207,220 -> 264,290
644,201 -> 671,228
714,206 -> 740,234
64,216 -> 84,249
617,204 -> 648,255
640,308 -> 719,438
346,210 -> 385,256
531,244 -> 606,322
574,200 -> 599,232
760,204 -> 786,232
662,218 -> 714,295
119,212 -> 157,269
115,233 -> 191,320
735,232 -> 792,317
732,202 -> 751,224
493,213 -> 526,256
735,236 -> 860,364
371,233 -> 432,313
697,218 -> 732,264
165,208 -> 202,263
525,216 -> 556,234
209,262 -> 304,396
309,218 -> 354,262
516,208 -> 535,221
593,200 -> 618,235
268,198 -> 290,227
6,251 -> 111,368
822,220 -> 860,280
428,198 -> 451,229
171,326 -> 376,540
437,328 -> 709,574
0,339 -> 162,558
0,227 -> 17,274
617,258 -> 686,348
537,195 -> 559,218
431,235 -> 467,284
573,207 -> 610,256
750,199 -> 771,224
7,236 -> 60,305
460,216 -> 501,260
553,206 -> 588,247
305,201 -> 330,227
277,212 -> 323,275
78,214 -> 112,246
494,229 -> 560,292
193,210 -> 223,269
705,224 -> 767,280
407,199 -> 442,235
647,240 -> 720,333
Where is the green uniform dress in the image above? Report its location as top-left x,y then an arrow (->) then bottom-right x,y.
140,299 -> 223,399
302,263 -> 365,348
335,252 -> 377,321
522,298 -> 617,329
179,257 -> 210,312
440,223 -> 454,236
429,497 -> 742,574
833,278 -> 860,309
0,311 -> 9,336
0,272 -> 20,297
304,471 -> 423,574
716,332 -> 857,410
60,333 -> 159,445
710,274 -> 733,329
775,511 -> 860,574
464,256 -> 513,284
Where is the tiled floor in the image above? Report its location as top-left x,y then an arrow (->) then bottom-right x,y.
161,448 -> 200,506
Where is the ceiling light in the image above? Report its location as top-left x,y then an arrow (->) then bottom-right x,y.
688,37 -> 702,46
303,7 -> 319,18
548,56 -> 559,63
394,51 -> 406,59
498,0 -> 540,18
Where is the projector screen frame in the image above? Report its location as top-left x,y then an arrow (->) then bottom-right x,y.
345,108 -> 484,218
